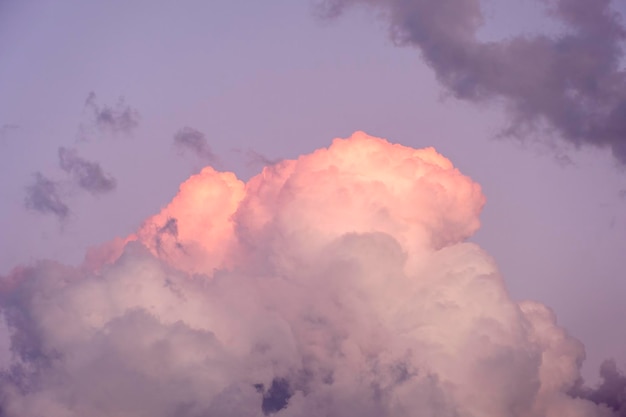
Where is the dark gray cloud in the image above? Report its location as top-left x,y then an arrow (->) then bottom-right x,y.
58,147 -> 116,194
85,92 -> 140,135
317,0 -> 626,163
570,359 -> 626,416
259,378 -> 293,415
243,149 -> 282,167
173,127 -> 217,162
23,173 -> 69,220
154,217 -> 185,255
0,124 -> 18,146
0,123 -> 18,137
157,217 -> 179,238
21,145 -> 116,224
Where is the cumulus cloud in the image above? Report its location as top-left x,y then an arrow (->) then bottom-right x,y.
1,132 -> 620,416
317,0 -> 626,164
85,91 -> 140,135
173,127 -> 217,162
23,172 -> 69,220
58,147 -> 117,194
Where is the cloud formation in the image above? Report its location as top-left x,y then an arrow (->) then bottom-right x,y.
23,172 -> 69,220
317,0 -> 626,164
58,147 -> 117,194
571,359 -> 626,416
22,148 -> 115,222
1,132 -> 621,416
85,92 -> 140,135
243,149 -> 283,168
173,126 -> 217,162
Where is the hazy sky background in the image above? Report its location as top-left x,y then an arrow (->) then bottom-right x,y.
1,0 -> 626,381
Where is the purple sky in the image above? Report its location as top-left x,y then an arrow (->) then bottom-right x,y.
1,0 -> 626,384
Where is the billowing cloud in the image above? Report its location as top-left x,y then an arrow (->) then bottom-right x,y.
58,147 -> 117,194
1,132 -> 621,416
85,92 -> 140,135
173,126 -> 217,162
23,172 -> 69,220
317,0 -> 626,164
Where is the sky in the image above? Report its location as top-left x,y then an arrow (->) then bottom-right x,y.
1,0 -> 626,415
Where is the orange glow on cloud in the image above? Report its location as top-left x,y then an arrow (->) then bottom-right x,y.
93,131 -> 485,274
135,166 -> 245,273
3,131 -> 609,417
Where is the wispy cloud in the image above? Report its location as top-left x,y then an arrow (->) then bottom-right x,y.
243,149 -> 282,168
0,123 -> 19,141
58,147 -> 117,194
85,91 -> 140,135
0,123 -> 18,134
173,127 -> 217,162
24,172 -> 69,220
23,147 -> 116,222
